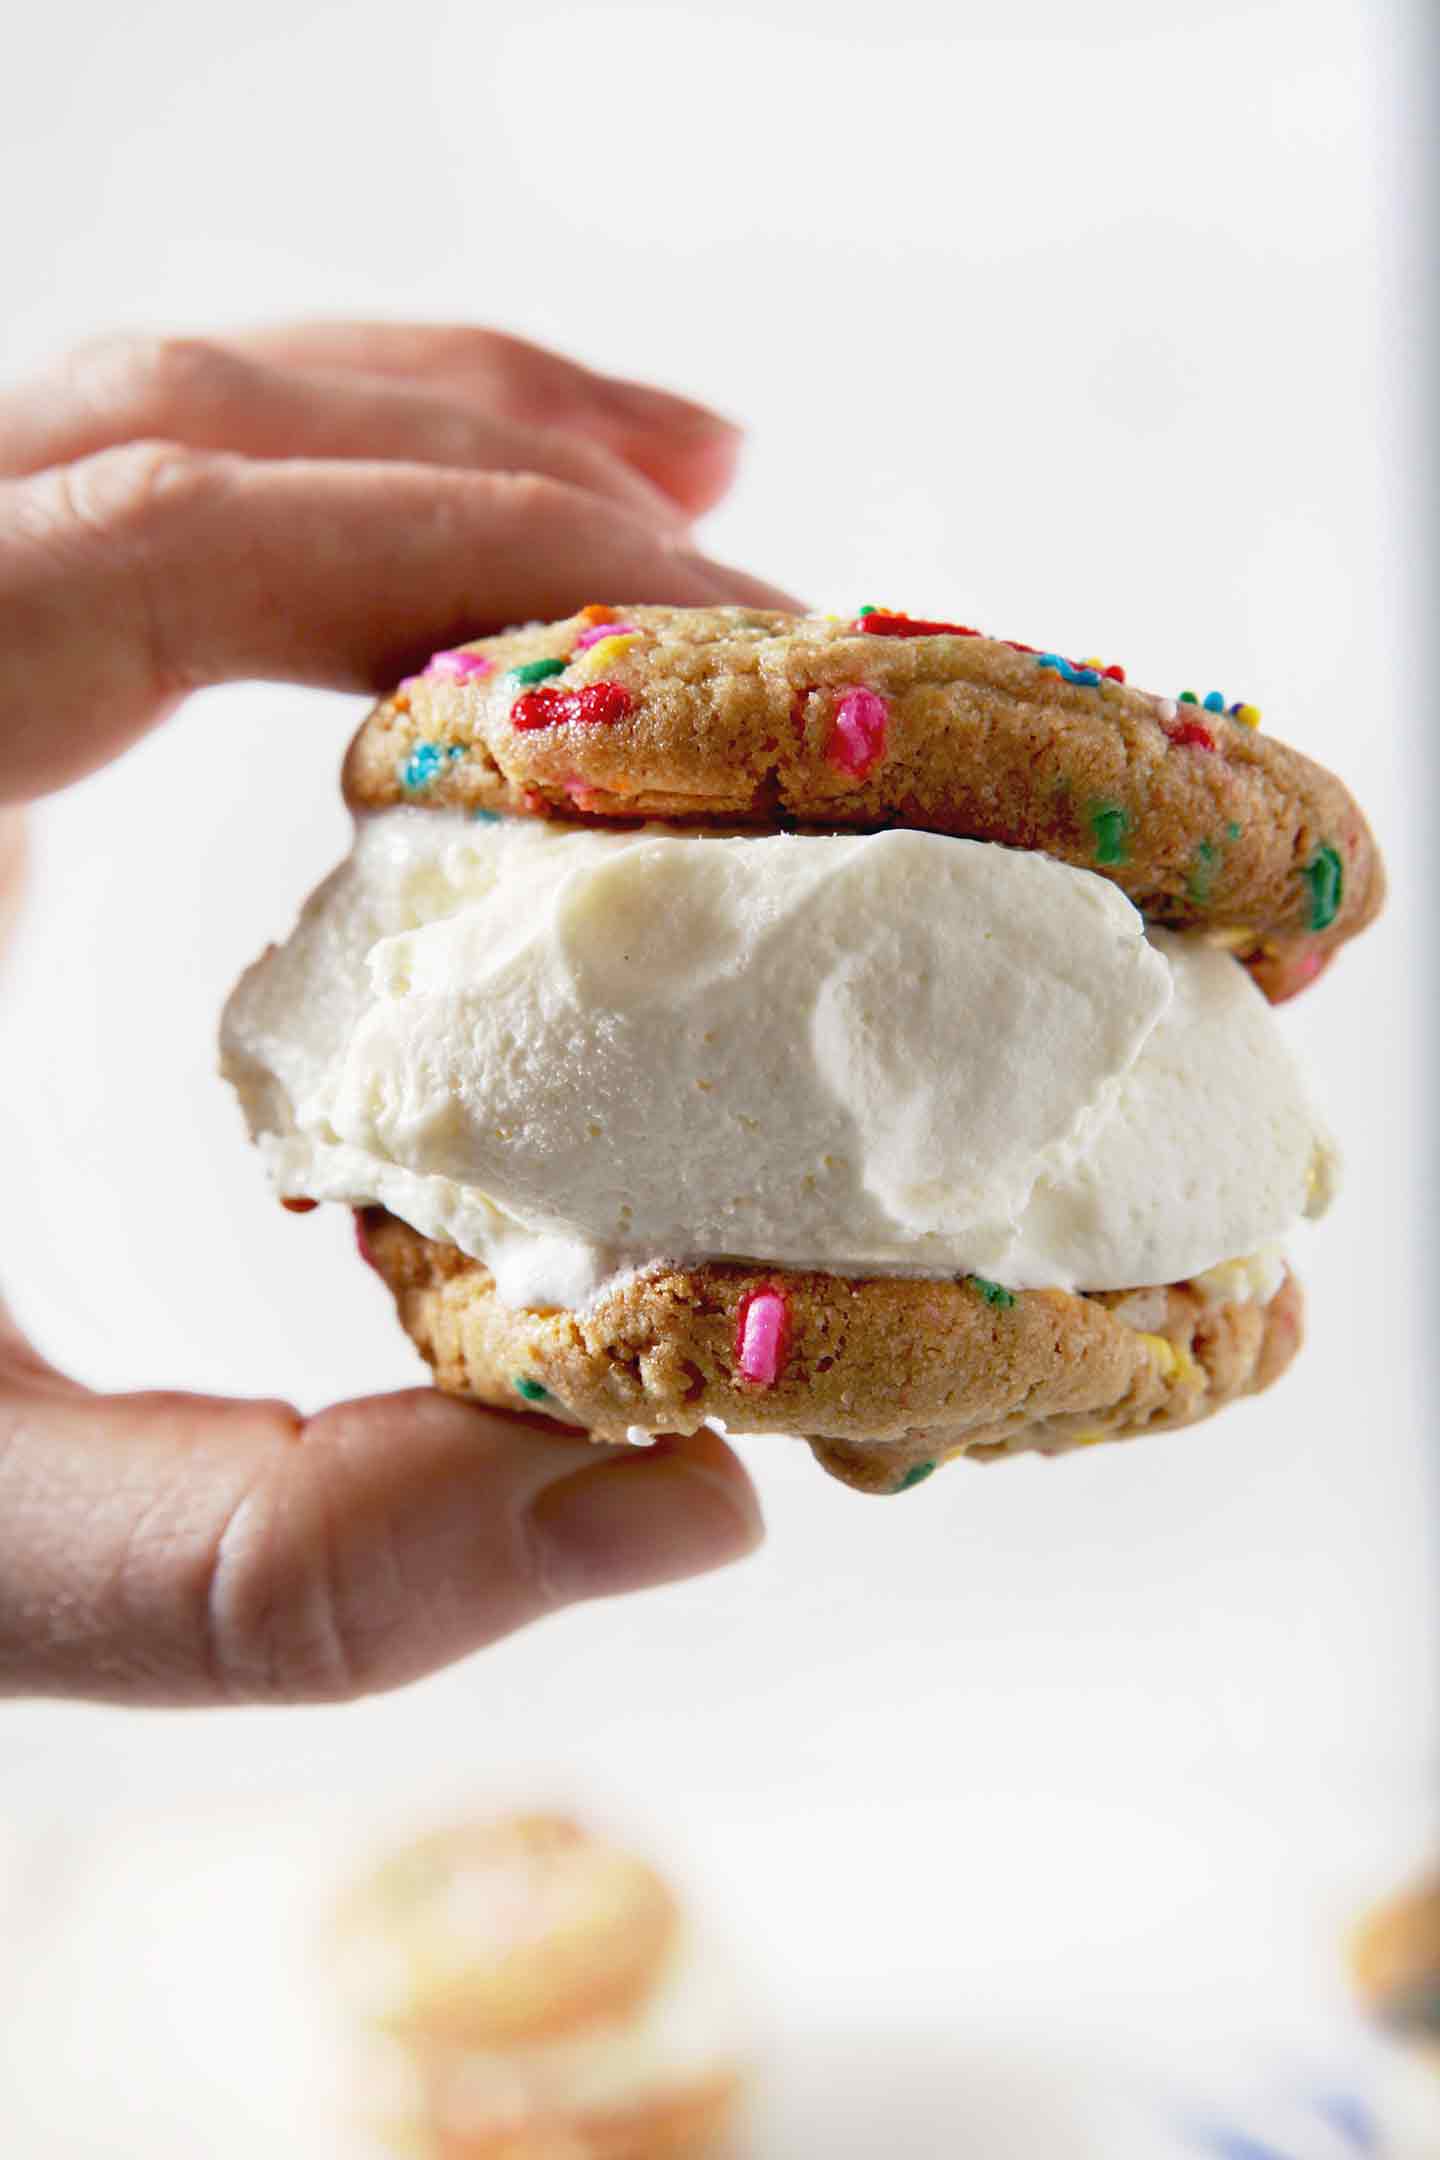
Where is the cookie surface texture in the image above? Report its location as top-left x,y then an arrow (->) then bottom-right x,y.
344,605 -> 1382,976
358,1211 -> 1303,1497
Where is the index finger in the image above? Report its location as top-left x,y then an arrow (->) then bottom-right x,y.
0,445 -> 801,802
226,319 -> 744,517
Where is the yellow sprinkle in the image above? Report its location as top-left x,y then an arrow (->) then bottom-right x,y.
1079,656 -> 1104,669
1233,703 -> 1261,728
1137,1332 -> 1178,1378
1172,1345 -> 1202,1388
578,632 -> 639,670
1072,1427 -> 1109,1447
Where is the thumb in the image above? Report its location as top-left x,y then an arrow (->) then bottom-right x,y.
0,1359 -> 762,1706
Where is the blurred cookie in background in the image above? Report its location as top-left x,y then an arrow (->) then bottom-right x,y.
328,1812 -> 752,2157
1353,1869 -> 1440,2061
1350,1868 -> 1440,2158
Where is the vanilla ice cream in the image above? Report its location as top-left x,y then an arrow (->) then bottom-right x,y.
220,809 -> 1335,1308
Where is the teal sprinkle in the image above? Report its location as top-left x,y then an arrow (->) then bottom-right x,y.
399,741 -> 464,791
968,1275 -> 1016,1310
1226,820 -> 1242,841
896,1461 -> 936,1492
1088,801 -> 1131,865
1302,844 -> 1343,931
1188,838 -> 1218,903
507,657 -> 567,688
1037,652 -> 1101,688
513,1375 -> 549,1403
469,807 -> 502,825
1202,690 -> 1226,713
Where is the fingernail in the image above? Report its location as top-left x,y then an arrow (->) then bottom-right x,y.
527,1433 -> 763,1602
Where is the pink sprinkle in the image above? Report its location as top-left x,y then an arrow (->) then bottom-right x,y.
573,620 -> 638,651
425,649 -> 493,682
828,687 -> 890,779
735,1288 -> 789,1386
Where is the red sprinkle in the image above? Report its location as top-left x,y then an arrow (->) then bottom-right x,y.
1102,664 -> 1127,683
281,1196 -> 318,1214
1165,717 -> 1217,752
511,681 -> 634,731
828,687 -> 890,778
353,1207 -> 382,1269
735,1287 -> 791,1386
855,612 -> 982,639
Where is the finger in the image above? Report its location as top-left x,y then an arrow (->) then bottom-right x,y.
0,447 -> 803,802
0,1373 -> 762,1705
226,320 -> 744,516
0,335 -> 685,530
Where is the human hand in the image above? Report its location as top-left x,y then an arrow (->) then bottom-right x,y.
0,322 -> 778,1706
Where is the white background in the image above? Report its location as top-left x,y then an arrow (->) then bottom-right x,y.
0,1 -> 1434,2152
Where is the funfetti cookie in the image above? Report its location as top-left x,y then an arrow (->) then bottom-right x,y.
328,1814 -> 749,2160
221,605 -> 1381,1494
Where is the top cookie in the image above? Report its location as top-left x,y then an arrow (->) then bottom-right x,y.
343,604 -> 1383,986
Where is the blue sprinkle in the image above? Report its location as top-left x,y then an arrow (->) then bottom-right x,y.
1203,690 -> 1226,712
1037,653 -> 1101,688
469,807 -> 502,825
399,741 -> 464,792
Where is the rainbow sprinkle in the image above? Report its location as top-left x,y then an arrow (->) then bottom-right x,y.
399,741 -> 464,791
1037,653 -> 1102,688
854,609 -> 981,639
424,648 -> 492,682
511,681 -> 634,731
575,631 -> 639,670
828,688 -> 890,779
967,1275 -> 1016,1310
1166,716 -> 1217,752
1302,844 -> 1343,931
1088,801 -> 1131,865
896,1461 -> 936,1492
574,620 -> 638,652
735,1288 -> 790,1386
507,657 -> 567,688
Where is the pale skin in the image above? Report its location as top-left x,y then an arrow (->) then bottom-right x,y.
0,322 -> 790,1707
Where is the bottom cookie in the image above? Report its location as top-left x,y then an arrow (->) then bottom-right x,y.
357,1212 -> 1303,1495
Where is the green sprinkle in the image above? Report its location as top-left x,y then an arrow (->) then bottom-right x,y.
507,657 -> 567,688
1302,844 -> 1343,931
857,604 -> 878,617
1088,801 -> 1131,865
1226,820 -> 1242,841
1187,838 -> 1218,903
968,1275 -> 1016,1309
896,1461 -> 936,1492
513,1375 -> 549,1402
1179,689 -> 1199,704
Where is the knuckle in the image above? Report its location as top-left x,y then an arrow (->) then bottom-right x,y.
57,437 -> 223,547
200,1463 -> 370,1705
65,330 -> 231,429
483,466 -> 582,525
